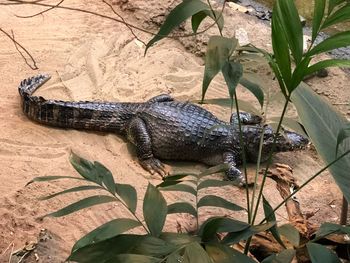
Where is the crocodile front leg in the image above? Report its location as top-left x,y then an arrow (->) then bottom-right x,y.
223,152 -> 246,186
126,117 -> 167,177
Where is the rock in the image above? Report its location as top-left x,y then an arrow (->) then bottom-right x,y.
235,28 -> 250,46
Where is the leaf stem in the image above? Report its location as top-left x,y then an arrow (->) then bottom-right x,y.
244,95 -> 290,254
251,95 -> 290,224
233,91 -> 251,224
101,187 -> 150,234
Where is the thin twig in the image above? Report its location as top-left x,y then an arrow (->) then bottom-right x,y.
102,0 -> 147,46
15,0 -> 64,18
2,0 -> 225,39
0,28 -> 38,70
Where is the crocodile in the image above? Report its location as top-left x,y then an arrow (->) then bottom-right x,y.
18,74 -> 309,185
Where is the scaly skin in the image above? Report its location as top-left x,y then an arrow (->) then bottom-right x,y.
19,74 -> 309,185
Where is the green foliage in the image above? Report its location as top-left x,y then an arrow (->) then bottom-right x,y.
261,249 -> 296,263
143,183 -> 167,237
306,243 -> 342,263
291,83 -> 350,202
278,224 -> 300,247
202,36 -> 238,101
30,154 -> 259,262
145,0 -> 216,53
262,196 -> 285,248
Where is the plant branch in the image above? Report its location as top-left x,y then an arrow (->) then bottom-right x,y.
2,0 -> 225,40
102,0 -> 147,46
0,28 -> 38,70
14,0 -> 64,18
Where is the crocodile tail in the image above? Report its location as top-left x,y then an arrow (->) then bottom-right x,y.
18,74 -> 136,132
18,74 -> 51,98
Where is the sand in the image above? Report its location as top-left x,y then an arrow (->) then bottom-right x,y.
0,0 -> 349,262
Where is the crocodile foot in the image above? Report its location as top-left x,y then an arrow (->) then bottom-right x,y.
225,165 -> 247,187
139,157 -> 167,178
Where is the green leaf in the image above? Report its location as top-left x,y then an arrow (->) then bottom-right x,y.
197,195 -> 245,211
183,242 -> 212,263
159,183 -> 197,196
271,11 -> 292,85
94,161 -> 115,194
167,202 -> 197,217
314,222 -> 350,240
160,232 -> 200,246
69,152 -> 102,185
306,242 -> 341,263
202,36 -> 238,101
290,57 -> 312,92
43,195 -> 116,218
269,117 -> 308,137
167,251 -> 184,263
26,175 -> 84,186
221,61 -> 243,102
107,254 -> 160,263
278,224 -> 300,246
116,183 -> 137,213
261,249 -> 296,263
223,222 -> 276,245
39,185 -> 102,200
323,4 -> 350,29
197,179 -> 235,190
145,0 -> 209,53
305,59 -> 350,76
72,218 -> 142,252
192,10 -> 224,33
291,82 -> 350,202
199,217 -> 249,241
275,0 -> 303,64
132,236 -> 176,257
199,163 -> 230,177
68,234 -> 143,263
239,75 -> 265,107
327,0 -> 345,15
157,180 -> 183,188
143,183 -> 167,237
336,124 -> 350,156
206,243 -> 257,263
312,0 -> 326,41
164,173 -> 197,181
308,31 -> 350,56
263,196 -> 286,248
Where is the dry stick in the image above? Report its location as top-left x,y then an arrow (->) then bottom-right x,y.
102,0 -> 147,46
340,196 -> 348,225
3,0 -> 224,39
0,28 -> 38,70
260,149 -> 350,225
14,0 -> 64,18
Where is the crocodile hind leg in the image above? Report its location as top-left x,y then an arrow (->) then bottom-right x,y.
147,94 -> 174,103
126,117 -> 167,177
230,112 -> 262,125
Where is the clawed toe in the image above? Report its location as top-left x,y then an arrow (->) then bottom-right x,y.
140,158 -> 167,178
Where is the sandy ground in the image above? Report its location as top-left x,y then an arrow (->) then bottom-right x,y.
0,0 -> 349,262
